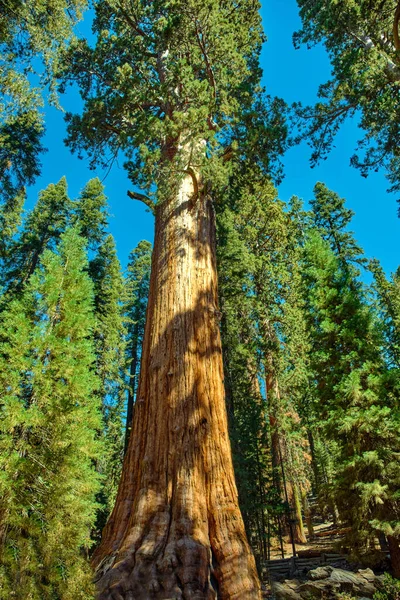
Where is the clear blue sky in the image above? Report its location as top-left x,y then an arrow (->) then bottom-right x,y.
28,0 -> 399,274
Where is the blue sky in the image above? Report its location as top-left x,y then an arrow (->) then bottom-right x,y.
28,0 -> 399,274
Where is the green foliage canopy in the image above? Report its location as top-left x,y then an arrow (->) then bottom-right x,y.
60,0 -> 273,200
0,0 -> 88,200
294,0 -> 400,204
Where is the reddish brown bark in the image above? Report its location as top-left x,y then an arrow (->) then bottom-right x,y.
287,482 -> 307,545
92,174 -> 261,599
266,374 -> 306,545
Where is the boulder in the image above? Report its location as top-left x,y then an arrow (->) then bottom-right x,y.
283,579 -> 301,590
297,579 -> 340,598
308,566 -> 333,580
358,569 -> 376,583
272,581 -> 302,600
329,569 -> 363,585
328,568 -> 376,598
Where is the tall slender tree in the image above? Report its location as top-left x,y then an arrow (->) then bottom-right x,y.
0,188 -> 25,287
217,197 -> 273,563
74,178 -> 109,252
370,260 -> 400,369
302,185 -> 400,572
0,228 -> 102,599
90,235 -> 127,532
4,177 -> 72,295
123,240 -> 152,452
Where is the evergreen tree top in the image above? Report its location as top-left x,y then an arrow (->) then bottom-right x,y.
310,182 -> 365,266
74,177 -> 109,249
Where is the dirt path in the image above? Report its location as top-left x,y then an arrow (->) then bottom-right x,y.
269,521 -> 348,560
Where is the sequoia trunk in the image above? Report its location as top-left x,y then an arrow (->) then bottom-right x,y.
92,174 -> 261,599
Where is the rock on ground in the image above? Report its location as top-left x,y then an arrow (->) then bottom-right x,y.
271,566 -> 384,599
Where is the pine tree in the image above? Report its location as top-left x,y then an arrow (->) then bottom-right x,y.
5,177 -> 72,294
1,176 -> 129,547
370,260 -> 400,368
3,177 -> 108,298
216,167 -> 314,556
73,178 -> 109,252
217,197 -> 273,563
72,179 -> 127,531
124,240 -> 152,452
302,185 -> 400,572
0,188 -> 25,287
90,235 -> 127,534
0,227 -> 102,599
310,183 -> 365,265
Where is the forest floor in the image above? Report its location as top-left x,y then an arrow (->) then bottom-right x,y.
262,521 -> 390,599
269,521 -> 341,560
263,519 -> 390,594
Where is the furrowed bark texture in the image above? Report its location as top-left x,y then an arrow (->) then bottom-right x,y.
92,174 -> 261,599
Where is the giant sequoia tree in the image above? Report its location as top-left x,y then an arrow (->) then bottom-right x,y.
62,0 -> 266,597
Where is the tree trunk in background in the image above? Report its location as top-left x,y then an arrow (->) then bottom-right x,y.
302,493 -> 314,540
288,483 -> 307,545
266,372 -> 306,545
307,430 -> 320,495
92,172 -> 261,599
124,316 -> 139,454
265,373 -> 282,497
388,536 -> 400,578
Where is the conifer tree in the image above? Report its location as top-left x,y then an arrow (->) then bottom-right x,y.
216,167 -> 313,554
72,179 -> 127,528
370,260 -> 400,368
0,188 -> 25,287
3,177 -> 108,299
60,0 -> 274,594
90,235 -> 127,531
74,178 -> 109,252
5,177 -> 72,294
0,228 -> 102,599
217,198 -> 273,563
124,240 -> 152,452
310,183 -> 365,264
302,185 -> 400,572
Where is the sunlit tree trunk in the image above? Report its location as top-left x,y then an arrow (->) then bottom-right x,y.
266,370 -> 306,546
92,171 -> 261,599
302,493 -> 314,540
288,482 -> 307,545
